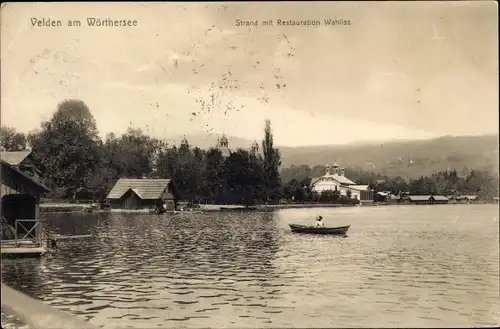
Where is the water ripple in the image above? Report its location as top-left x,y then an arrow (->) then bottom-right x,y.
2,205 -> 499,328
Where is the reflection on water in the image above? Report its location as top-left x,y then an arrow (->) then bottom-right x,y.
2,205 -> 499,328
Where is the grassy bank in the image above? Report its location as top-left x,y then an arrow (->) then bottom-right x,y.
39,204 -> 93,213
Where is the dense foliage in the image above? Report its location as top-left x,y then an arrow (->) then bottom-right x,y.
1,99 -> 497,203
1,100 -> 283,204
0,126 -> 27,151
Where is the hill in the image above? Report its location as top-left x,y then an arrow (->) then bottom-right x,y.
278,134 -> 499,179
172,133 -> 498,179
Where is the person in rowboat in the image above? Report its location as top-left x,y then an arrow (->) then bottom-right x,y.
315,216 -> 324,227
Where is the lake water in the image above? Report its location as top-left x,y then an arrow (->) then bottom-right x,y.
1,205 -> 499,328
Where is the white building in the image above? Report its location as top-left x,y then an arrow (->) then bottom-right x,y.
310,163 -> 373,201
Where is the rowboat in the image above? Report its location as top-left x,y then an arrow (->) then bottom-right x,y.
289,224 -> 350,235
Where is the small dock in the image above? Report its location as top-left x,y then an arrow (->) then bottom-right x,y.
1,246 -> 46,257
1,218 -> 46,257
1,240 -> 46,257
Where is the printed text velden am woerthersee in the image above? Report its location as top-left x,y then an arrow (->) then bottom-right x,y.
30,17 -> 139,28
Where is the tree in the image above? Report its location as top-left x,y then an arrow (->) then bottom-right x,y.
346,189 -> 352,199
283,179 -> 303,202
191,147 -> 207,201
319,190 -> 340,203
173,139 -> 200,202
224,149 -> 253,204
248,149 -> 267,203
464,170 -> 498,198
311,165 -> 326,177
202,148 -> 225,202
262,119 -> 282,202
28,100 -> 102,197
1,126 -> 27,151
280,164 -> 312,183
103,128 -> 159,179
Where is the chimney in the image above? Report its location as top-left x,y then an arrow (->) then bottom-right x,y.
340,168 -> 345,176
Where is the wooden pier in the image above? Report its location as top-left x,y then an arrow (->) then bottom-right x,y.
1,242 -> 46,257
1,218 -> 46,257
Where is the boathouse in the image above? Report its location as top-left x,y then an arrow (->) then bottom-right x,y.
310,163 -> 374,201
0,150 -> 41,180
455,195 -> 479,204
106,178 -> 177,211
401,195 -> 449,205
1,151 -> 51,255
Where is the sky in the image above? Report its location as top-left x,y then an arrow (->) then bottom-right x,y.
1,2 -> 498,147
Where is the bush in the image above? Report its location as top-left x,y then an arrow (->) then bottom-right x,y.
339,195 -> 360,205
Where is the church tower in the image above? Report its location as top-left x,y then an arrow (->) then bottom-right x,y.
217,133 -> 231,158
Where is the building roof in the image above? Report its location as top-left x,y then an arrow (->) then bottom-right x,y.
310,176 -> 322,185
407,195 -> 449,201
130,188 -> 143,199
407,195 -> 432,201
106,178 -> 172,200
431,195 -> 449,201
311,173 -> 356,186
0,151 -> 32,166
0,159 -> 51,193
347,185 -> 369,191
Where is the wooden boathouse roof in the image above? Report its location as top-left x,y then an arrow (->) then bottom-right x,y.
106,178 -> 172,200
0,151 -> 32,166
0,158 -> 51,194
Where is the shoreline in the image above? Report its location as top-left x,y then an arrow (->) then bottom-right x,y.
39,203 -> 361,213
39,201 -> 497,214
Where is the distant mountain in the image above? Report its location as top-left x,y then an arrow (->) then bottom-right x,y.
278,134 -> 499,179
173,133 -> 498,179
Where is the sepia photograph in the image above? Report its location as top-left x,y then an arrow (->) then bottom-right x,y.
1,1 -> 498,328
